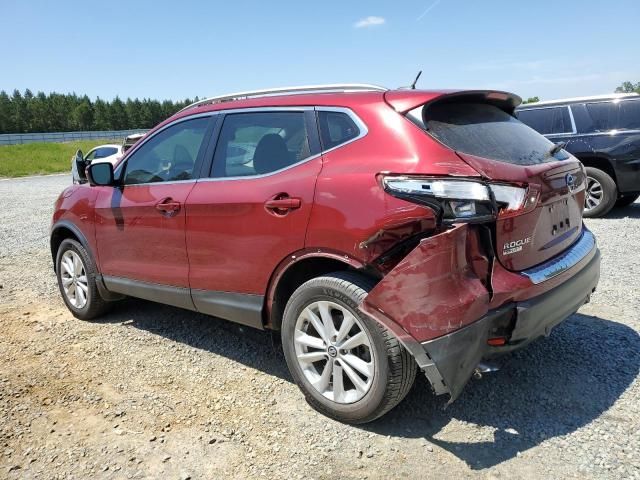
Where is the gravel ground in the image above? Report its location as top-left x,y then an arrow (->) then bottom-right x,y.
0,174 -> 638,479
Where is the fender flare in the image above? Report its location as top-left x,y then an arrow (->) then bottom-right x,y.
265,248 -> 367,326
50,220 -> 92,268
50,220 -> 124,301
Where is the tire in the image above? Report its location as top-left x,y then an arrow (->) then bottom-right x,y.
55,238 -> 112,320
281,271 -> 417,424
615,193 -> 640,208
583,167 -> 617,218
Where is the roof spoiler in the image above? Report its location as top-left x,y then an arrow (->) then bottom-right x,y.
385,90 -> 522,114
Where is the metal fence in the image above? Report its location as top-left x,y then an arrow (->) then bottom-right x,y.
0,129 -> 149,146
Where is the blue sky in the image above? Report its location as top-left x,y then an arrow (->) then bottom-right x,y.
1,0 -> 638,102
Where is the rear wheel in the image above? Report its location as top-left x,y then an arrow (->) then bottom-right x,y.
615,193 -> 639,208
56,238 -> 112,320
281,271 -> 416,424
583,167 -> 617,218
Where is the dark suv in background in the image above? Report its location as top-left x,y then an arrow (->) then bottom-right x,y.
516,93 -> 640,217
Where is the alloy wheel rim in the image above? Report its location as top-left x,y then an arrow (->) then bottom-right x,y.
294,300 -> 374,404
585,176 -> 603,211
60,250 -> 89,309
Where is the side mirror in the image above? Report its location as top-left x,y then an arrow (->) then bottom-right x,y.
87,162 -> 115,186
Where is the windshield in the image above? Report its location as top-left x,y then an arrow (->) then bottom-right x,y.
418,102 -> 569,165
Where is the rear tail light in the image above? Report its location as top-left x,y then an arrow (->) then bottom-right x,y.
381,176 -> 494,222
492,184 -> 540,219
381,175 -> 539,223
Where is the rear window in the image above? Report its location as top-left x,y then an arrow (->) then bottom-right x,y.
94,147 -> 118,159
417,102 -> 569,165
585,100 -> 640,131
516,106 -> 573,135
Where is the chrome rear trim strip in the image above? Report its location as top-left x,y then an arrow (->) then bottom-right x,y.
521,230 -> 596,284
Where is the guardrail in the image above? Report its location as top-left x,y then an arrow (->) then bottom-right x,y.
0,129 -> 149,146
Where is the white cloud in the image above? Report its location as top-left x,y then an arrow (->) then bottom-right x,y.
354,16 -> 385,28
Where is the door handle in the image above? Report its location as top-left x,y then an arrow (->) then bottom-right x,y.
155,198 -> 181,216
264,195 -> 301,215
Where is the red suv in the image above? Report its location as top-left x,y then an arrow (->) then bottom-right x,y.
51,84 -> 600,424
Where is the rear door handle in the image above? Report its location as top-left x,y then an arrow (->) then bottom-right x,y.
264,195 -> 302,215
155,197 -> 181,216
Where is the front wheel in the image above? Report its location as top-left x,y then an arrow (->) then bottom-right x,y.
56,238 -> 112,320
281,271 -> 416,424
583,167 -> 617,218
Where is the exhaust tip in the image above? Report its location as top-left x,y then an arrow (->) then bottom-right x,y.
473,361 -> 501,379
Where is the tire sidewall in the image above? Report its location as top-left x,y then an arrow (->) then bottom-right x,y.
282,278 -> 390,421
56,238 -> 95,318
584,167 -> 617,218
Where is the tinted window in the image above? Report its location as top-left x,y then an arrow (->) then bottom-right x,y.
123,117 -> 209,185
422,102 -> 569,165
85,149 -> 97,161
585,100 -> 640,131
94,147 -> 118,159
318,111 -> 360,150
211,111 -> 310,178
516,106 -> 573,134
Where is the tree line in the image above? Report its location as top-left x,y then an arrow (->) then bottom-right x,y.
0,89 -> 199,134
2,81 -> 638,134
615,81 -> 640,94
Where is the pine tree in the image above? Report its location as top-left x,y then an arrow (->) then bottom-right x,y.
11,89 -> 27,133
0,89 -> 190,133
0,91 -> 11,133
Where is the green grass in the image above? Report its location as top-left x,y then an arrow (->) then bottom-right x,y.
0,140 -> 115,178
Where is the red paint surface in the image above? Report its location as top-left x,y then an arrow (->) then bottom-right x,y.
185,157 -> 322,294
489,236 -> 595,308
94,183 -> 195,287
362,225 -> 490,343
52,185 -> 99,256
458,152 -> 586,271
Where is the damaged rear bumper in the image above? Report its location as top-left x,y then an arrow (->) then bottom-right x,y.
360,224 -> 600,402
425,245 -> 600,401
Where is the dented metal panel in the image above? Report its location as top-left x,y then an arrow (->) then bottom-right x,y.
361,224 -> 490,343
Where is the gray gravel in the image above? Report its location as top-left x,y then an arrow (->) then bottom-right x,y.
0,174 -> 638,479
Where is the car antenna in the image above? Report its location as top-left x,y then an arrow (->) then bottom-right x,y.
410,70 -> 422,89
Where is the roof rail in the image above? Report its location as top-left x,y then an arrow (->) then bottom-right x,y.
178,84 -> 388,112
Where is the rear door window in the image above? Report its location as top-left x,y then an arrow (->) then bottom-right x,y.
419,102 -> 569,165
516,106 -> 573,135
585,100 -> 640,131
211,111 -> 311,178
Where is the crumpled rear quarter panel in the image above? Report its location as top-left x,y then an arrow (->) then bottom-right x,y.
362,224 -> 490,343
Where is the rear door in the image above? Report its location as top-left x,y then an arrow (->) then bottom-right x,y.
419,97 -> 586,271
185,109 -> 322,326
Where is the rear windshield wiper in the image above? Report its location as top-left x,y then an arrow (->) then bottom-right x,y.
548,141 -> 567,156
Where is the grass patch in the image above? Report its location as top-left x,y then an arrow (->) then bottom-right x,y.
0,140 -> 115,177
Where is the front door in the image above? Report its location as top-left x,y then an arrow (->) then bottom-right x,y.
94,116 -> 212,293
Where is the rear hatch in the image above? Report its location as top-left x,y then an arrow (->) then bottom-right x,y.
393,91 -> 586,271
